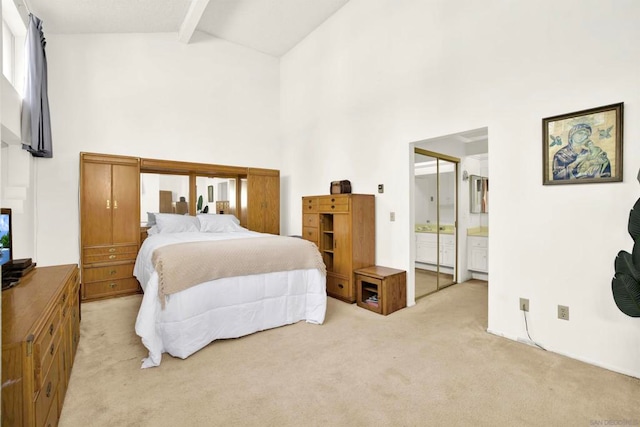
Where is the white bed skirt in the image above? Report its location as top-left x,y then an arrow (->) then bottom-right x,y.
135,268 -> 326,368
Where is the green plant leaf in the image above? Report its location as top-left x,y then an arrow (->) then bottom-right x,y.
612,273 -> 640,317
197,195 -> 203,212
614,250 -> 640,282
628,198 -> 640,241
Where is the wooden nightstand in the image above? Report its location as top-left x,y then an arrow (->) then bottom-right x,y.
355,266 -> 406,315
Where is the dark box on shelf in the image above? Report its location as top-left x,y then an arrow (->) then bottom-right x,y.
330,180 -> 351,194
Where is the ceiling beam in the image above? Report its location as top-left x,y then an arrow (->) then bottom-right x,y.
178,0 -> 210,44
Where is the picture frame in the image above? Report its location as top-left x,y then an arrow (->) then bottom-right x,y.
542,102 -> 623,185
207,185 -> 214,202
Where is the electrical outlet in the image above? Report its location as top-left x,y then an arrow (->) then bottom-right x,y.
519,298 -> 529,312
378,184 -> 384,193
558,305 -> 570,320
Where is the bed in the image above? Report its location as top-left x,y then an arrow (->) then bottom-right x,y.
133,213 -> 327,368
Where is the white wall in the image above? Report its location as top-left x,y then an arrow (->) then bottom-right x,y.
32,31 -> 280,266
280,0 -> 640,377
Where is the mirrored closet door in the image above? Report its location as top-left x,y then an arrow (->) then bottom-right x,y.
414,148 -> 459,298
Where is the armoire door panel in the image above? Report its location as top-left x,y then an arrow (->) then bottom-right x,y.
332,214 -> 351,277
81,162 -> 112,246
246,173 -> 280,235
246,175 -> 263,232
111,164 -> 140,244
263,175 -> 279,234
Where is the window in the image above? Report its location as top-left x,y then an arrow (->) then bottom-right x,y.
3,19 -> 15,84
2,0 -> 26,93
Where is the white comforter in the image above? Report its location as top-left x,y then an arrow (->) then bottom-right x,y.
134,230 -> 327,368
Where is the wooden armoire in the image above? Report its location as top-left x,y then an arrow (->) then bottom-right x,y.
301,194 -> 375,303
80,153 -> 141,301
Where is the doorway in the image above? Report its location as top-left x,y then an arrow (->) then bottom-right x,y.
414,148 -> 459,299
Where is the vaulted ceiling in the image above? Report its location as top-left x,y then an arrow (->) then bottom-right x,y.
24,0 -> 350,57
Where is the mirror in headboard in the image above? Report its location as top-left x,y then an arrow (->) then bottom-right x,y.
139,157 -> 250,228
470,175 -> 489,213
140,173 -> 191,224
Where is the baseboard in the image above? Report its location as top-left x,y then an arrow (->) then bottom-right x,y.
486,328 -> 639,379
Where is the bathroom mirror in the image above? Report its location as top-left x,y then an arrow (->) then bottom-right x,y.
470,175 -> 489,213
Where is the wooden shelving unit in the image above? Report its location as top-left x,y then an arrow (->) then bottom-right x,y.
355,266 -> 406,315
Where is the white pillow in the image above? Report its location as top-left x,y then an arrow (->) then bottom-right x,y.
154,213 -> 200,233
197,214 -> 243,232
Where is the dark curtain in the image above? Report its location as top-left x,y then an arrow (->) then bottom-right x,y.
21,14 -> 52,158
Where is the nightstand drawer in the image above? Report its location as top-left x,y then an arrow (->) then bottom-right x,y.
83,263 -> 134,283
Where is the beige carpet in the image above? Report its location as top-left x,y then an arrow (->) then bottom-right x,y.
59,281 -> 639,426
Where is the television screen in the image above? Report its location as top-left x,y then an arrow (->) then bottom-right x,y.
1,208 -> 11,267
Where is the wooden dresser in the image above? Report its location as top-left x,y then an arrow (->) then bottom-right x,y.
302,194 -> 375,303
2,264 -> 81,426
80,153 -> 141,301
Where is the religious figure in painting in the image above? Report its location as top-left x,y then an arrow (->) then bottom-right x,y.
551,123 -> 611,180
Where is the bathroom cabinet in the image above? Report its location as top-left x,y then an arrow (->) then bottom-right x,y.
467,236 -> 488,273
415,233 -> 454,267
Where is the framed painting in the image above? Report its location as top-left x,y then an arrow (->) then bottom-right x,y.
542,102 -> 623,185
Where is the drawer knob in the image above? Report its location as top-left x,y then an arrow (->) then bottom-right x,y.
308,206 -> 312,210
50,344 -> 54,356
109,248 -> 116,253
331,205 -> 335,209
110,270 -> 117,275
338,283 -> 344,289
62,293 -> 67,302
331,198 -> 335,202
46,381 -> 52,398
109,283 -> 117,288
49,324 -> 54,335
109,255 -> 116,259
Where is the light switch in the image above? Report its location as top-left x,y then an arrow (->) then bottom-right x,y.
390,212 -> 395,221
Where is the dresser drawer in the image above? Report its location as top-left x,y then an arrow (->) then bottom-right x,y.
319,195 -> 349,204
302,197 -> 318,213
303,213 -> 318,228
326,275 -> 351,300
34,346 -> 60,427
318,196 -> 350,212
83,277 -> 140,300
33,308 -> 61,385
83,245 -> 138,264
83,262 -> 134,283
35,328 -> 62,392
302,227 -> 318,243
42,396 -> 59,427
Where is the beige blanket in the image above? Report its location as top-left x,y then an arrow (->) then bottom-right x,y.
152,236 -> 326,306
